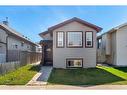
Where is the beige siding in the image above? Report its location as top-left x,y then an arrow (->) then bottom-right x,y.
53,21 -> 97,68
116,25 -> 127,66
98,32 -> 117,65
99,34 -> 107,62
110,32 -> 117,65
101,34 -> 111,55
105,32 -> 117,65
106,34 -> 111,55
100,25 -> 127,66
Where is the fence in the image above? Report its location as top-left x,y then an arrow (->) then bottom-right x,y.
0,61 -> 20,75
97,49 -> 106,63
0,50 -> 42,75
20,51 -> 42,65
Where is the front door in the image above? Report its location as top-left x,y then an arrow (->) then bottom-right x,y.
44,41 -> 53,66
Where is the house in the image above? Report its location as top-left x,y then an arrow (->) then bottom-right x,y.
97,22 -> 127,66
39,17 -> 102,68
0,20 -> 37,63
35,42 -> 42,53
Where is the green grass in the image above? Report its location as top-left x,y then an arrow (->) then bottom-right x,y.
0,64 -> 40,85
48,66 -> 127,85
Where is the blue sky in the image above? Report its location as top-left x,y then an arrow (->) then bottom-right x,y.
0,6 -> 127,42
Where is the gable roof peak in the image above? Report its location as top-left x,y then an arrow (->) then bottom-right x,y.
39,17 -> 102,37
48,17 -> 102,32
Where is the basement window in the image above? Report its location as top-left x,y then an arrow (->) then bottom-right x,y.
66,58 -> 83,68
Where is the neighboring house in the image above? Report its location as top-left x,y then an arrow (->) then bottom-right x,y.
39,17 -> 102,68
0,21 -> 37,63
97,23 -> 127,66
35,42 -> 42,53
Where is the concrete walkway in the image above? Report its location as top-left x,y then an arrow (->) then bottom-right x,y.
27,66 -> 53,86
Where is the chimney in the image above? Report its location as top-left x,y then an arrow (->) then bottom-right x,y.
3,17 -> 9,26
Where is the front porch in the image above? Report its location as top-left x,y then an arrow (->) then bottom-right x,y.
40,40 -> 53,66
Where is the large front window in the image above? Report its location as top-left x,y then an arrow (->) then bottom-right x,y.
67,31 -> 83,47
66,58 -> 83,68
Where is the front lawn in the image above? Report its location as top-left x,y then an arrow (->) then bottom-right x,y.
48,66 -> 127,85
0,64 -> 40,85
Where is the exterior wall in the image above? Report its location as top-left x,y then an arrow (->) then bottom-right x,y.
53,21 -> 97,68
106,34 -> 111,55
97,32 -> 117,65
105,32 -> 116,65
97,41 -> 105,63
110,32 -> 117,65
98,34 -> 107,62
0,29 -> 8,43
0,29 -> 7,63
98,25 -> 127,66
35,45 -> 42,53
7,36 -> 34,51
0,26 -> 36,63
0,43 -> 6,63
116,25 -> 127,66
101,33 -> 111,55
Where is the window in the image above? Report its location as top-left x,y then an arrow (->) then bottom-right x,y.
21,42 -> 24,47
56,31 -> 64,47
85,31 -> 93,48
15,45 -> 18,49
66,58 -> 83,68
67,31 -> 83,47
97,38 -> 102,49
27,45 -> 30,48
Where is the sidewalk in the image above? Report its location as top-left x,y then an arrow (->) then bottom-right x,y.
0,85 -> 127,90
27,66 -> 53,86
45,84 -> 127,90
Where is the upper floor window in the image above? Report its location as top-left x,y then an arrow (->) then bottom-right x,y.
56,31 -> 64,48
67,31 -> 83,48
15,45 -> 18,49
85,31 -> 93,48
21,42 -> 24,47
27,45 -> 30,49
